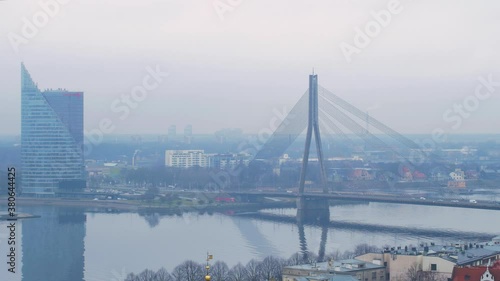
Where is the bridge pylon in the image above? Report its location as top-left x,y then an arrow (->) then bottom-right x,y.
297,72 -> 330,224
297,195 -> 330,224
298,73 -> 328,194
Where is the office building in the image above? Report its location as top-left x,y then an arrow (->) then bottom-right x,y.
21,63 -> 85,195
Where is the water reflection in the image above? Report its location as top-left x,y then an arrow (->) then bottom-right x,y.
229,217 -> 279,259
21,206 -> 86,281
141,213 -> 161,228
297,222 -> 329,262
298,222 -> 308,260
318,226 -> 328,261
7,202 -> 498,281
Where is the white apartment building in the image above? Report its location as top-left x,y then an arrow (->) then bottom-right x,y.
165,150 -> 209,168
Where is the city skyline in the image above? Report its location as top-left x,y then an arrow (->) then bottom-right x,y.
4,61 -> 500,137
1,2 -> 499,281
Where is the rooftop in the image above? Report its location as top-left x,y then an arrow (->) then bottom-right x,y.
452,261 -> 500,281
295,275 -> 358,281
285,259 -> 384,273
457,247 -> 500,266
376,240 -> 500,265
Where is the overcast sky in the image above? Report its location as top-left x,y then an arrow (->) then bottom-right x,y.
0,0 -> 499,136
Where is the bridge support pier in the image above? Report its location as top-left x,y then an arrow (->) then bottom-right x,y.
296,196 -> 330,224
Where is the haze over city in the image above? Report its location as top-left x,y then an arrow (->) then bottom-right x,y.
1,1 -> 500,281
1,0 -> 500,135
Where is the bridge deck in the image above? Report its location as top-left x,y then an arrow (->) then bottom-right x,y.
228,191 -> 500,211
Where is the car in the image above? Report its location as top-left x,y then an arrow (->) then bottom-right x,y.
451,200 -> 459,203
420,197 -> 426,200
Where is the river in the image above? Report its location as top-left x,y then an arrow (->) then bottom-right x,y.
0,202 -> 498,281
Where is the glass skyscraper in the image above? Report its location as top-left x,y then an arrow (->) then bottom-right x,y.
21,63 -> 85,196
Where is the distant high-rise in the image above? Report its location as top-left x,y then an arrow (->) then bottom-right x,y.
184,124 -> 193,144
21,63 -> 85,196
168,125 -> 176,140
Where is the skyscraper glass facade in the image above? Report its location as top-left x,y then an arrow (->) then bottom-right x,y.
21,63 -> 85,195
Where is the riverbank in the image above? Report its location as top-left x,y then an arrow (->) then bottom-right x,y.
0,213 -> 40,220
0,196 -> 296,213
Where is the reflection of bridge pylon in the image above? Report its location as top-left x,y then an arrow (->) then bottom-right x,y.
297,73 -> 330,224
298,222 -> 329,262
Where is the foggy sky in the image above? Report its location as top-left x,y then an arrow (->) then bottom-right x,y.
1,0 -> 499,136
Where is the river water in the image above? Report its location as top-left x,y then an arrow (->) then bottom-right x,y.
0,202 -> 498,281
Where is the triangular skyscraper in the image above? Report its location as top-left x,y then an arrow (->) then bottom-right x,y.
21,62 -> 39,92
21,63 -> 86,195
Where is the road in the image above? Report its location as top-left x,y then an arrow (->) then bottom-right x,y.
227,190 -> 500,211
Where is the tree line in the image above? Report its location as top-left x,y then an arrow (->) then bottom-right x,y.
123,243 -> 447,281
123,244 -> 384,281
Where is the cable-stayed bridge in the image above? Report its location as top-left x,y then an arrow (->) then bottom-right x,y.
248,73 -> 445,224
254,80 -> 428,164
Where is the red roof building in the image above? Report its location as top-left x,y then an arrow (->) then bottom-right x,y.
452,261 -> 500,281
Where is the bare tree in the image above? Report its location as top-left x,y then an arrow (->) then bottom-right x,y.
155,268 -> 174,281
340,250 -> 355,259
325,250 -> 343,261
125,273 -> 138,281
419,271 -> 448,281
212,261 -> 230,281
404,263 -> 421,281
306,252 -> 319,262
258,256 -> 284,281
228,263 -> 247,281
287,253 -> 302,266
173,260 -> 204,281
245,259 -> 261,281
137,269 -> 156,281
399,263 -> 447,281
353,244 -> 381,256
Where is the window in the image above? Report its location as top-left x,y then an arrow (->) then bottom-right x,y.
372,272 -> 376,279
431,264 -> 437,271
384,262 -> 387,267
